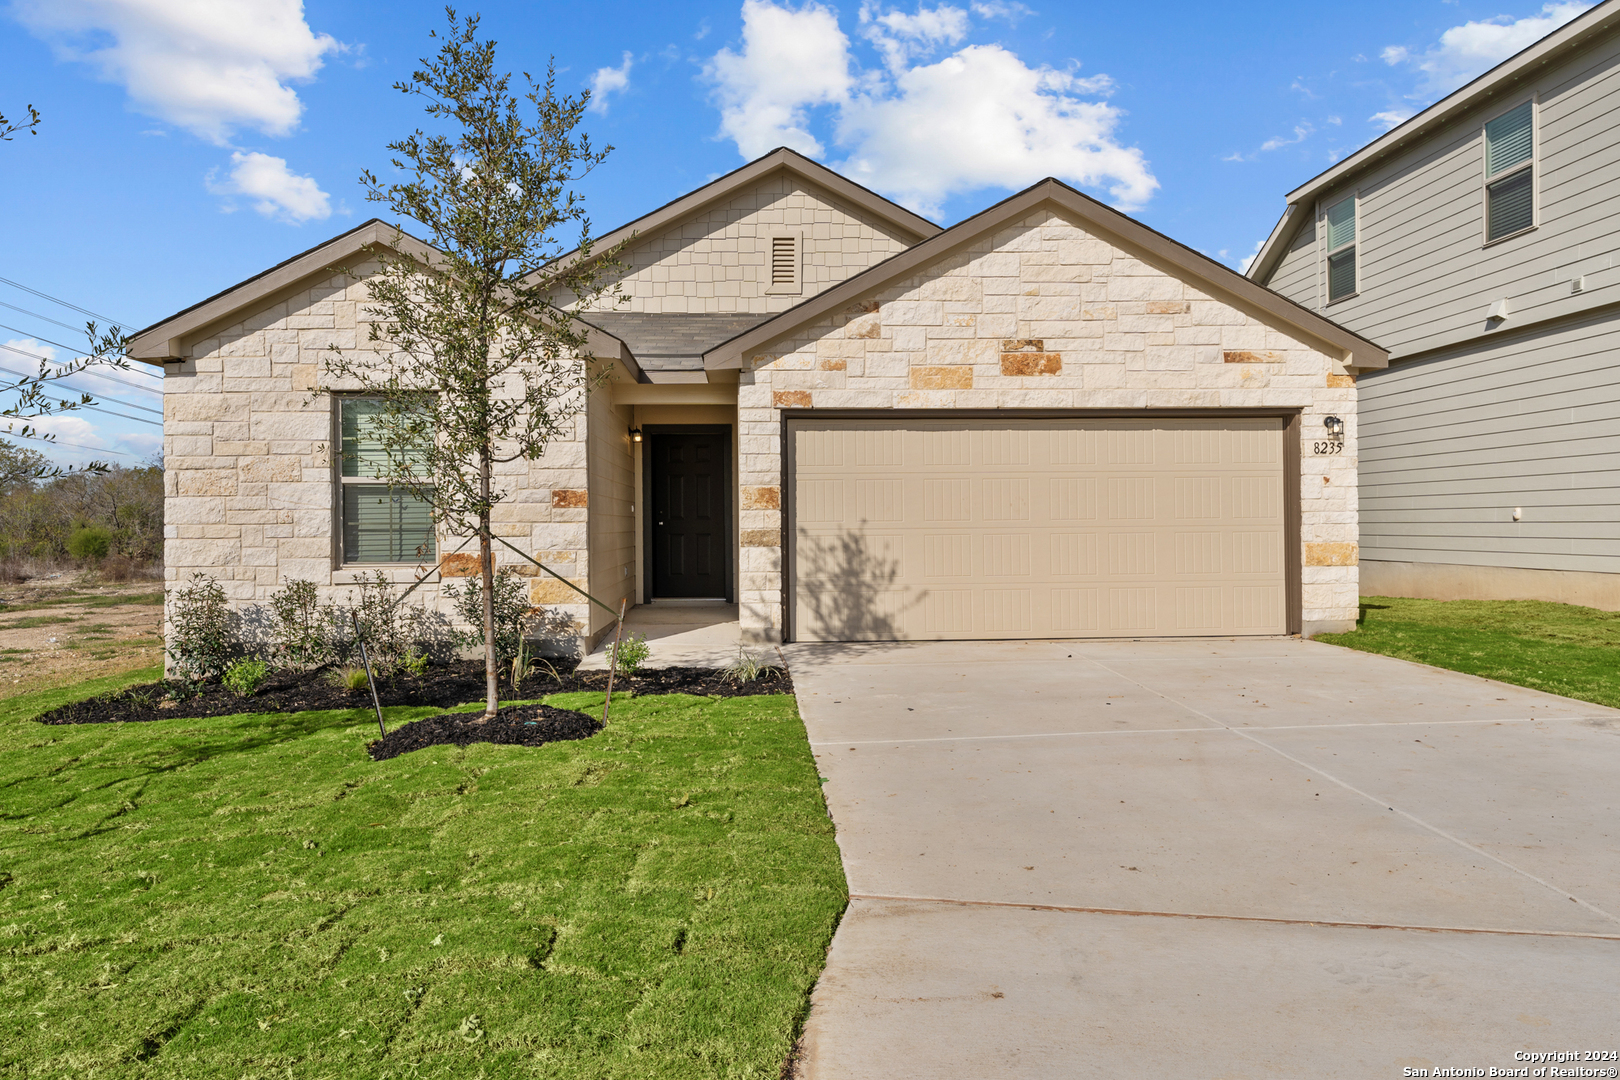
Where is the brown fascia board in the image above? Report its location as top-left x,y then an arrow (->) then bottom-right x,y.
1248,0 -> 1620,283
128,219 -> 434,362
537,147 -> 942,281
704,178 -> 1388,372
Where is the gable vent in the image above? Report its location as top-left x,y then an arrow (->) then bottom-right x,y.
766,232 -> 802,294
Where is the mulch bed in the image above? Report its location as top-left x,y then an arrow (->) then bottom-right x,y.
367,702 -> 601,762
31,659 -> 794,727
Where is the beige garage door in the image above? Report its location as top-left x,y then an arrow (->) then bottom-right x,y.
789,417 -> 1288,641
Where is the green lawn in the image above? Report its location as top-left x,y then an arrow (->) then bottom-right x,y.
1317,596 -> 1620,708
0,676 -> 845,1078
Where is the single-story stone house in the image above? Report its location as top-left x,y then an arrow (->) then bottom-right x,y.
131,148 -> 1387,653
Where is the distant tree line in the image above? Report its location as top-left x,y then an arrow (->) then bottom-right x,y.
0,441 -> 163,571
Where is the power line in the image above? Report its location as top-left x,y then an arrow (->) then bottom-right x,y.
0,342 -> 164,404
0,275 -> 126,327
0,298 -> 88,337
2,431 -> 147,460
73,403 -> 163,427
0,350 -> 166,417
0,320 -> 164,382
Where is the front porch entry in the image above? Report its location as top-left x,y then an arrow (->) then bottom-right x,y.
644,428 -> 733,602
576,601 -> 743,670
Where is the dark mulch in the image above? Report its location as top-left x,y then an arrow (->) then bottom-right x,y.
367,702 -> 601,762
32,659 -> 795,726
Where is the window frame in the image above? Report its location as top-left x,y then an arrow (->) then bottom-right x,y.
1481,96 -> 1538,247
1322,192 -> 1359,306
332,395 -> 438,567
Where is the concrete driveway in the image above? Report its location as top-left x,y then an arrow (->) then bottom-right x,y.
784,638 -> 1620,1079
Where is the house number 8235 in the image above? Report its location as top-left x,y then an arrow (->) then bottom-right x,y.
1312,440 -> 1345,456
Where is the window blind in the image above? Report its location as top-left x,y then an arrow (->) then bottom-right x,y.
343,485 -> 435,564
1325,198 -> 1356,251
1486,101 -> 1533,176
1487,168 -> 1535,240
1328,249 -> 1357,302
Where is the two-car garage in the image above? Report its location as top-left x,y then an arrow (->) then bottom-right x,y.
786,415 -> 1299,642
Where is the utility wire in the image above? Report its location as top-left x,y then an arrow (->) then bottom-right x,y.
72,403 -> 163,427
2,431 -> 146,460
0,299 -> 89,337
0,275 -> 126,328
0,353 -> 166,418
0,344 -> 164,411
0,320 -> 164,382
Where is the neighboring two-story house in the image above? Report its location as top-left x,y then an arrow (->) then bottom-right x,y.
133,148 -> 1383,653
1250,0 -> 1620,610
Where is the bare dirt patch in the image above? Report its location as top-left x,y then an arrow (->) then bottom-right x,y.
0,569 -> 164,700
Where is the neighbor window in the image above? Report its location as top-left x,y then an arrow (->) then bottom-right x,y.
338,398 -> 435,564
1485,99 -> 1535,242
1325,195 -> 1357,303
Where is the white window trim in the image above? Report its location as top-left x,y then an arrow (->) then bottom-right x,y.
1481,95 -> 1538,247
1322,192 -> 1358,306
333,395 -> 438,568
764,231 -> 803,295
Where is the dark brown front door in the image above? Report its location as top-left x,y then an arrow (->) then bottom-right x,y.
650,432 -> 728,599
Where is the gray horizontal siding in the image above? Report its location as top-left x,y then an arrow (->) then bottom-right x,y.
1357,309 -> 1620,573
1265,30 -> 1620,355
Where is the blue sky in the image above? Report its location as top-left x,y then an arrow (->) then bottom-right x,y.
0,0 -> 1592,468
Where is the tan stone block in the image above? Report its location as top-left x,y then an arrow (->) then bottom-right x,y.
441,553 -> 480,577
291,364 -> 318,391
1223,351 -> 1285,364
740,528 -> 780,548
1000,353 -> 1063,376
742,486 -> 781,510
773,390 -> 813,408
819,358 -> 847,371
1305,542 -> 1359,567
1147,301 -> 1192,314
1327,374 -> 1355,388
239,457 -> 301,484
910,366 -> 973,390
551,489 -> 588,508
845,312 -> 882,338
530,577 -> 589,605
1001,339 -> 1044,352
176,469 -> 238,497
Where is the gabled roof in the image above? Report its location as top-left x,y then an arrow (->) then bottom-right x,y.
1246,0 -> 1620,284
703,177 -> 1388,372
541,146 -> 940,276
573,312 -> 773,373
128,218 -> 637,374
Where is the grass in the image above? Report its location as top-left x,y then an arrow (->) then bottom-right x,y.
0,679 -> 845,1078
1317,596 -> 1620,708
0,592 -> 165,615
0,614 -> 80,630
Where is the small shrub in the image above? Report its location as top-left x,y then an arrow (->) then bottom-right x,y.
97,554 -> 134,582
222,658 -> 270,697
509,639 -> 534,692
66,526 -> 113,562
400,649 -> 430,677
167,573 -> 234,683
335,571 -> 432,673
444,567 -> 534,665
326,665 -> 370,692
724,648 -> 776,686
269,578 -> 335,669
613,632 -> 650,676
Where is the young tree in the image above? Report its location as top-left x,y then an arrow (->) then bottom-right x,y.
3,321 -> 132,477
323,9 -> 624,720
0,103 -> 41,142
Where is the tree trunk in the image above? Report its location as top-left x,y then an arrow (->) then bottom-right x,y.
480,454 -> 498,720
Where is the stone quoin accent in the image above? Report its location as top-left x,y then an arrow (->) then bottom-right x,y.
1223,350 -> 1285,364
1305,542 -> 1360,566
550,489 -> 588,508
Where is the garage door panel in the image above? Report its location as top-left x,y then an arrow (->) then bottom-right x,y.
790,418 -> 1288,641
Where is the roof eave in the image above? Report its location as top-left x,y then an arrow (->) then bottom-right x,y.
705,179 -> 1387,373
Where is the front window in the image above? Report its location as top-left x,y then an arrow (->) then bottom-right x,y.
339,398 -> 435,564
1325,195 -> 1356,303
1485,100 -> 1535,242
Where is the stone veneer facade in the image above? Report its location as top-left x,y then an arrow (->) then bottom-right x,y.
734,208 -> 1361,641
162,256 -> 609,645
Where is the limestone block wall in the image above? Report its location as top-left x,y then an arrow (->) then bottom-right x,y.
582,175 -> 922,315
163,261 -> 600,650
735,208 -> 1361,640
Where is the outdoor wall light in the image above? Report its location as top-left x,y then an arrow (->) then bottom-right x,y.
630,427 -> 642,443
1323,416 -> 1345,438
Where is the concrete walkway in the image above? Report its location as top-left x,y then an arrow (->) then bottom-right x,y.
785,638 -> 1620,1078
575,601 -> 743,670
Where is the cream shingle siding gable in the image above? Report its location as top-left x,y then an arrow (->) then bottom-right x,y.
581,175 -> 923,315
735,207 -> 1359,640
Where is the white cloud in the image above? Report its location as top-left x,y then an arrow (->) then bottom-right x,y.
970,1 -> 1034,22
1260,122 -> 1314,152
1370,108 -> 1415,131
1237,238 -> 1265,274
705,0 -> 1156,217
1382,2 -> 1592,97
13,0 -> 341,144
207,151 -> 331,223
705,0 -> 854,159
589,51 -> 634,112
